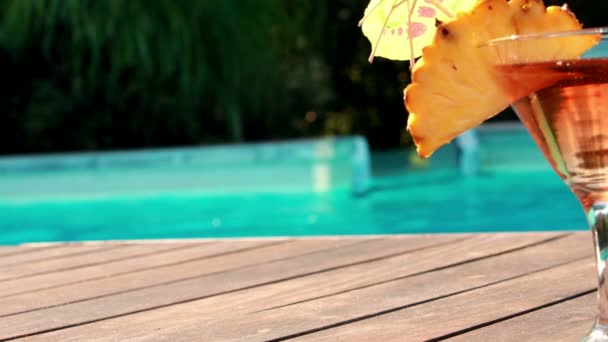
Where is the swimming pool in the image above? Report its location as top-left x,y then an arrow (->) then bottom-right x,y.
0,128 -> 588,245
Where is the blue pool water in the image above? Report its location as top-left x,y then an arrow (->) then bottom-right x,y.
0,166 -> 586,245
0,130 -> 591,245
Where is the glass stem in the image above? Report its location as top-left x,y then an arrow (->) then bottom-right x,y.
589,202 -> 608,325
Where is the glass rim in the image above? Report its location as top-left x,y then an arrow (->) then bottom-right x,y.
478,26 -> 608,47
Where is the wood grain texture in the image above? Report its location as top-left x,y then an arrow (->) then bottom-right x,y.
0,244 -> 116,267
0,238 -> 358,318
298,259 -> 595,342
3,233 -> 586,342
0,233 -> 598,342
0,246 -> 38,257
0,235 -> 460,340
0,243 -> 195,281
0,240 -> 269,297
58,233 -> 585,342
445,292 -> 596,342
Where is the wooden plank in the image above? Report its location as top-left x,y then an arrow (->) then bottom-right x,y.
80,232 -> 568,322
0,245 -> 117,266
446,292 -> 596,342
186,234 -> 584,316
1,233 -> 572,341
0,243 -> 202,281
0,240 -> 271,297
38,232 -> 589,342
0,235 -> 462,340
0,246 -> 32,257
0,237 -> 369,319
291,260 -> 595,342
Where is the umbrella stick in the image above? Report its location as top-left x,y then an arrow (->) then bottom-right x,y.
406,0 -> 418,70
368,0 -> 401,62
426,0 -> 454,18
390,0 -> 416,69
358,0 -> 386,27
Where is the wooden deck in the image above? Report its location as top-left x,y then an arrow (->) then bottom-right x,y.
0,232 -> 598,341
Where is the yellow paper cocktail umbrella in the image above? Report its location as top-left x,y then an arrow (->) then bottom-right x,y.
360,0 -> 477,64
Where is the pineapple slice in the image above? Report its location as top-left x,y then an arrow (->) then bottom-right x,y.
405,0 -> 598,158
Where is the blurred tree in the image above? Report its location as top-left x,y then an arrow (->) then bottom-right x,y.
0,0 -> 604,155
0,0 -> 332,153
315,0 -> 409,149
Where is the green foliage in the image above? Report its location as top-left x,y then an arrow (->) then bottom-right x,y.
0,0 -> 328,153
2,0 -> 603,155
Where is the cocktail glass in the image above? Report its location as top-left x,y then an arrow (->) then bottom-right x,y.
482,27 -> 608,341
